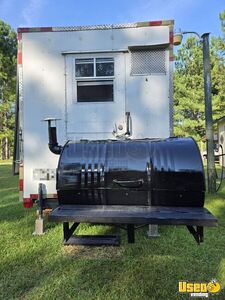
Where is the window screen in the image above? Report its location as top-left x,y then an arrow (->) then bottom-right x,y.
77,80 -> 113,102
131,49 -> 166,75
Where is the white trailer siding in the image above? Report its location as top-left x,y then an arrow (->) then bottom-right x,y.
15,20 -> 174,206
22,33 -> 65,200
125,50 -> 170,138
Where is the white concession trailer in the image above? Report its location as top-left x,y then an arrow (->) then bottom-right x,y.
14,20 -> 174,209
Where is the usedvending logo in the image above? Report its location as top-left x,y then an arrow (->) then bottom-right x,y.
178,279 -> 221,298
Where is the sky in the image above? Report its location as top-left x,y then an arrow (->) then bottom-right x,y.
0,0 -> 224,37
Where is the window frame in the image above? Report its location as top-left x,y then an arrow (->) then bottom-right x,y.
75,57 -> 115,79
74,56 -> 115,103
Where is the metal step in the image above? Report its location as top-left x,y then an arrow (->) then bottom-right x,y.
64,234 -> 120,246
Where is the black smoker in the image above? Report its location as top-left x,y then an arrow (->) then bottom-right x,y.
46,119 -> 217,245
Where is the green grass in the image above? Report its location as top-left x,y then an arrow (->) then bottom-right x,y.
0,161 -> 225,300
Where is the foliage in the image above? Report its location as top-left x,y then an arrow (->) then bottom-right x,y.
220,10 -> 225,35
0,20 -> 17,158
174,11 -> 225,142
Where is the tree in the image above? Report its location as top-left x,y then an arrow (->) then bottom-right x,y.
174,11 -> 225,143
219,10 -> 225,35
0,20 -> 17,159
174,37 -> 204,142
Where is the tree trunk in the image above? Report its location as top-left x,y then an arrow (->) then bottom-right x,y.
1,137 -> 9,160
7,139 -> 10,159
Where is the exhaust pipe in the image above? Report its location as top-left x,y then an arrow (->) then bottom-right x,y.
43,118 -> 62,155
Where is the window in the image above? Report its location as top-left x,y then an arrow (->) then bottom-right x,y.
77,80 -> 113,102
96,58 -> 114,76
75,58 -> 94,77
75,57 -> 114,102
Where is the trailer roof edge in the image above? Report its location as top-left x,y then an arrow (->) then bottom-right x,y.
17,20 -> 174,33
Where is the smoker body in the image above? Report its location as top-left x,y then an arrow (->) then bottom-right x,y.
48,133 -> 217,245
57,137 -> 205,207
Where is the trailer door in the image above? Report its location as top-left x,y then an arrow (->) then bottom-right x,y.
65,53 -> 126,139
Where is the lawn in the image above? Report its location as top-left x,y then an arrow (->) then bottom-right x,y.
0,161 -> 225,300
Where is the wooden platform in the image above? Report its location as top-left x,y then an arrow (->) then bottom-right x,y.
48,205 -> 217,227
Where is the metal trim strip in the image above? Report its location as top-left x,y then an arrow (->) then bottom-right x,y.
17,20 -> 174,33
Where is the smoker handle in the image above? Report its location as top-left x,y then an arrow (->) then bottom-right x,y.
113,179 -> 144,188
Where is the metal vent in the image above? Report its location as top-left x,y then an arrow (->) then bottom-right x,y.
131,50 -> 166,75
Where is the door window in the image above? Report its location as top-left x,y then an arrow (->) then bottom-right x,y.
75,57 -> 114,102
77,80 -> 113,102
